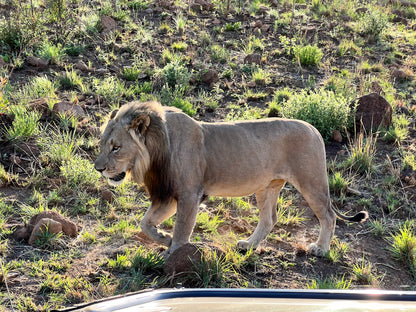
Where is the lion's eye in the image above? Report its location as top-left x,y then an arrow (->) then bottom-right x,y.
112,146 -> 121,153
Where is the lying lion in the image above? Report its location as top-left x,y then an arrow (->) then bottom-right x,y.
95,101 -> 368,257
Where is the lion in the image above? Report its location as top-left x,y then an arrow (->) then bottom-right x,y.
95,101 -> 368,257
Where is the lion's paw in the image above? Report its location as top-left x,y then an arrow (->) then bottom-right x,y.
308,243 -> 327,257
237,240 -> 250,251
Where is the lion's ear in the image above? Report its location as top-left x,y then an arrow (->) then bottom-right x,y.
130,114 -> 150,137
110,109 -> 119,120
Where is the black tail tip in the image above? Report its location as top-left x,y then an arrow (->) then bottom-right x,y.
352,211 -> 369,223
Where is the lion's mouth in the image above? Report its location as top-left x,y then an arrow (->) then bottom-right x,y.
110,172 -> 126,182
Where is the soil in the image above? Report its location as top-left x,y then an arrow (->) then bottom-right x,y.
1,0 -> 416,310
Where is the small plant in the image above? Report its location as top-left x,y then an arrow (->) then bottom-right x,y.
174,13 -> 186,34
122,66 -> 142,81
34,224 -> 64,249
388,224 -> 416,278
369,219 -> 387,237
276,196 -> 305,226
38,43 -> 65,65
210,45 -> 229,63
39,129 -> 79,164
0,164 -> 11,186
351,255 -> 379,286
127,0 -> 150,10
251,67 -> 271,86
325,237 -> 349,263
171,41 -> 188,52
196,211 -> 224,236
345,133 -> 377,175
130,246 -> 164,273
307,275 -> 352,289
328,172 -> 350,196
293,44 -> 323,67
402,151 -> 416,171
93,76 -> 127,109
357,9 -> 389,42
60,156 -> 101,188
224,22 -> 241,31
7,106 -> 41,141
383,115 -> 409,145
281,89 -> 352,141
57,68 -> 84,91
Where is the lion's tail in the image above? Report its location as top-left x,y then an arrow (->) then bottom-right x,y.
331,203 -> 369,223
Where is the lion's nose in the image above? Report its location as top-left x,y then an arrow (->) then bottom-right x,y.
94,164 -> 106,173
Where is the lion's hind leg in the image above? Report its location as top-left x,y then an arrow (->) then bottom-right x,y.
299,187 -> 336,257
237,180 -> 285,251
140,200 -> 177,246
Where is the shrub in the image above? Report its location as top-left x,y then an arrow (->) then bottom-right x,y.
293,44 -> 323,67
7,106 -> 41,141
357,9 -> 389,42
280,89 -> 352,140
60,156 -> 101,188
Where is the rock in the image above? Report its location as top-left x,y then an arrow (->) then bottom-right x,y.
163,243 -> 203,275
244,53 -> 262,65
101,190 -> 114,203
201,69 -> 219,84
11,224 -> 30,241
28,218 -> 63,246
258,4 -> 269,14
260,24 -> 270,33
191,0 -> 214,12
0,57 -> 6,68
144,8 -> 154,14
371,81 -> 384,95
52,101 -> 85,119
356,7 -> 368,14
75,60 -> 90,72
355,93 -> 393,132
26,56 -> 49,69
332,130 -> 343,143
28,210 -> 78,237
391,68 -> 411,81
101,16 -> 117,32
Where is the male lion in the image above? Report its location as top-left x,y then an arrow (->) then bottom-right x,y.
95,101 -> 368,257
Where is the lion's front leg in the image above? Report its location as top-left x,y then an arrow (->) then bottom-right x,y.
164,194 -> 200,257
140,200 -> 177,246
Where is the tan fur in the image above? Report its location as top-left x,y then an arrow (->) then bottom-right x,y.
95,101 -> 367,257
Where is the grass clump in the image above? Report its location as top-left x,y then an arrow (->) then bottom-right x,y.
280,89 -> 352,141
7,105 -> 41,141
345,133 -> 377,175
60,156 -> 101,188
388,223 -> 416,278
307,275 -> 352,289
293,44 -> 323,67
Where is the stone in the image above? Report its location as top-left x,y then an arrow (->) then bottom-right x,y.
101,16 -> 117,33
201,69 -> 219,84
163,243 -> 203,275
244,53 -> 262,65
28,218 -> 63,246
26,56 -> 49,69
52,101 -> 85,119
28,210 -> 78,237
332,130 -> 343,143
101,190 -> 114,203
355,93 -> 393,132
75,60 -> 90,72
11,224 -> 30,241
391,68 -> 410,81
0,57 -> 6,68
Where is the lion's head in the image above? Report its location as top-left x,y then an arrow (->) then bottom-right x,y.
95,102 -> 173,201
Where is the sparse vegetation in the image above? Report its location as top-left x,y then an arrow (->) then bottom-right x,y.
0,0 -> 415,310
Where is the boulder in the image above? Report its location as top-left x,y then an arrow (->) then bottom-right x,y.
201,69 -> 219,84
244,53 -> 262,65
354,93 -> 392,132
52,101 -> 85,119
26,56 -> 49,69
28,210 -> 78,237
163,243 -> 203,275
28,218 -> 63,246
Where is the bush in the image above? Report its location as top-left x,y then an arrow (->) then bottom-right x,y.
60,156 -> 101,188
357,9 -> 389,42
280,89 -> 352,140
293,44 -> 323,67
